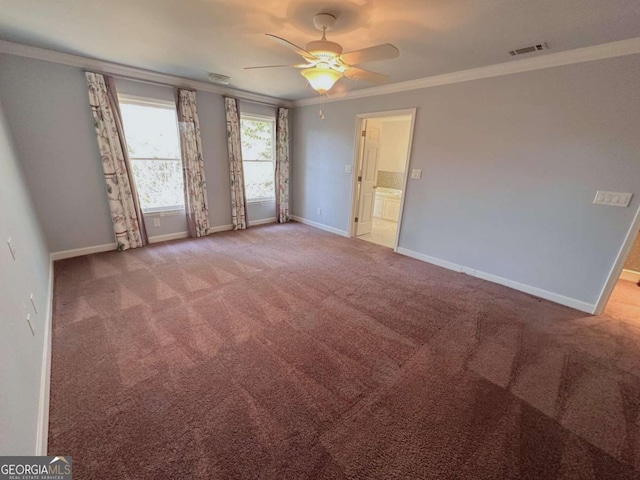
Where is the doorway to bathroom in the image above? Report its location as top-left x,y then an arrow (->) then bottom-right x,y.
599,226 -> 640,321
349,109 -> 416,250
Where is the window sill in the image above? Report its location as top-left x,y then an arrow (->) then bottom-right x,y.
143,208 -> 185,216
247,198 -> 276,205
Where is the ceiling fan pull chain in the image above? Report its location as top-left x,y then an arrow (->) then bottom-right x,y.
319,93 -> 326,120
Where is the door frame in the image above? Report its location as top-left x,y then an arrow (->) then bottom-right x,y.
348,108 -> 417,252
593,203 -> 640,314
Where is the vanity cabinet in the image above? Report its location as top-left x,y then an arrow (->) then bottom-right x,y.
374,196 -> 384,219
373,191 -> 401,222
382,197 -> 401,221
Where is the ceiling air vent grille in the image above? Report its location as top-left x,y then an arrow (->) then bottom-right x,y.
209,73 -> 231,85
509,43 -> 548,56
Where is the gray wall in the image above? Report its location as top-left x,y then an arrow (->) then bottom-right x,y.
0,98 -> 51,454
292,55 -> 640,307
0,54 -> 114,252
0,54 -> 277,252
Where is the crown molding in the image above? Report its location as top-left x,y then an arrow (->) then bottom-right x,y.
0,40 -> 294,108
293,37 -> 640,107
2,37 -> 638,109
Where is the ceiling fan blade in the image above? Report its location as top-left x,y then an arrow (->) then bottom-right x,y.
340,43 -> 399,65
244,64 -> 312,70
344,67 -> 389,85
265,34 -> 316,61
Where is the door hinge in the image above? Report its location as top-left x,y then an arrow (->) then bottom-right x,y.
354,217 -> 359,223
361,130 -> 366,137
357,175 -> 362,182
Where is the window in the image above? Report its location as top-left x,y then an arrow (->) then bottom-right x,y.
240,114 -> 275,202
119,96 -> 184,213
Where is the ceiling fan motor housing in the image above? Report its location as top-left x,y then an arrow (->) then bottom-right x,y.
308,13 -> 342,59
305,39 -> 343,59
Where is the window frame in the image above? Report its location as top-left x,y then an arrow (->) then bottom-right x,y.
240,113 -> 276,204
118,94 -> 185,214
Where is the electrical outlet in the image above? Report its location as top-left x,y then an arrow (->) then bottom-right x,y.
7,237 -> 16,260
26,314 -> 35,336
30,293 -> 38,314
153,218 -> 161,227
317,208 -> 322,216
345,164 -> 352,173
411,169 -> 422,180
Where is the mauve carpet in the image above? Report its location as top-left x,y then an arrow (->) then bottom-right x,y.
49,222 -> 640,479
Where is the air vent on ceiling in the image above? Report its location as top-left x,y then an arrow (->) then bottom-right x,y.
509,43 -> 548,56
209,73 -> 231,85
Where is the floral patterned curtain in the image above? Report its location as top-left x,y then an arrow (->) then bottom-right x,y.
275,107 -> 290,223
176,89 -> 210,238
85,72 -> 147,250
224,97 -> 248,230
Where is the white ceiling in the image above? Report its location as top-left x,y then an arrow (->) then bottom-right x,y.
1,0 -> 639,101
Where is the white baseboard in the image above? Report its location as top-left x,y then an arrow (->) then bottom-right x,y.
50,242 -> 117,261
208,218 -> 276,233
396,247 -> 596,314
291,215 -> 349,237
208,224 -> 233,234
250,217 -> 277,226
35,261 -> 54,455
49,221 -> 280,260
148,231 -> 189,244
620,269 -> 640,283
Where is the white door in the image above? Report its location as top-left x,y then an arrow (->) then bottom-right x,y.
356,122 -> 380,236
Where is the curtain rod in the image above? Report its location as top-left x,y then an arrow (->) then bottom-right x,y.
83,68 -> 288,109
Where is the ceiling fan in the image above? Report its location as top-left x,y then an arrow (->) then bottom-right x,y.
245,13 -> 399,95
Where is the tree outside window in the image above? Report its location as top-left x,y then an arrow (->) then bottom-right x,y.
119,98 -> 184,213
241,115 -> 275,202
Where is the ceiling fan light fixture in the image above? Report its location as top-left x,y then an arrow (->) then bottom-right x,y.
301,67 -> 342,94
252,13 -> 398,97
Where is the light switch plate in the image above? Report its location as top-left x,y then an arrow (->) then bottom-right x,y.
411,169 -> 422,180
593,191 -> 633,207
345,164 -> 352,173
